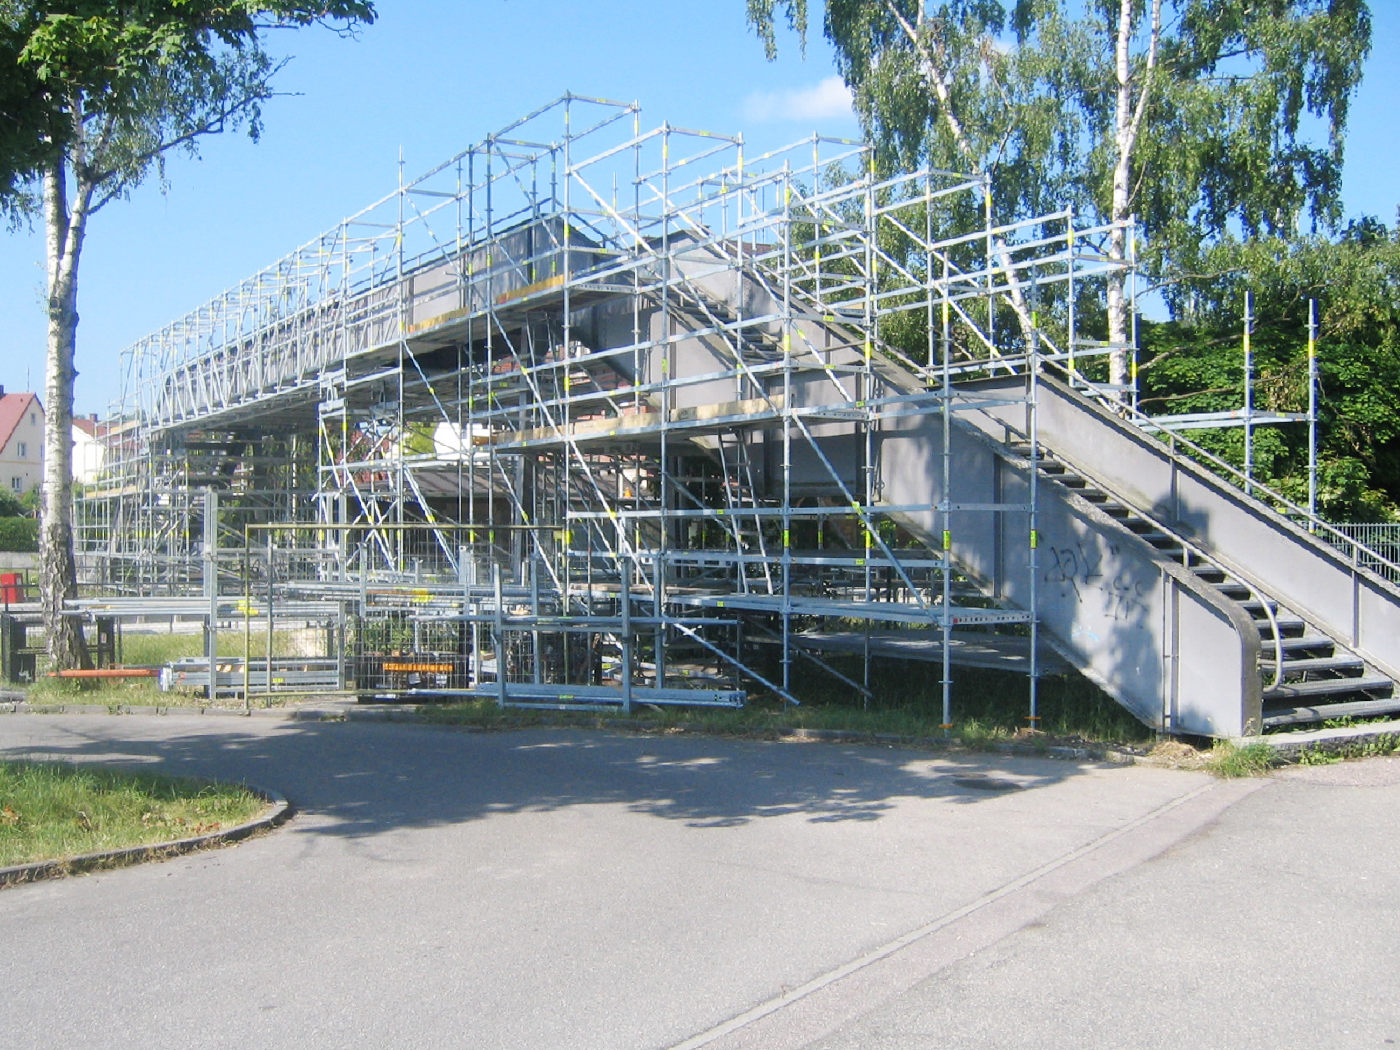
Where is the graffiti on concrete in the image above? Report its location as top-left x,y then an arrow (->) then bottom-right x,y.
1044,538 -> 1148,625
1043,540 -> 1101,599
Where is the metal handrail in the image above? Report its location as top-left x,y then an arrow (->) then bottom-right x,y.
1252,589 -> 1286,693
994,416 -> 1288,692
1029,356 -> 1400,583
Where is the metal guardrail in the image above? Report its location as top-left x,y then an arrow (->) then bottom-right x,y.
160,657 -> 342,696
1328,524 -> 1400,585
1026,356 -> 1400,586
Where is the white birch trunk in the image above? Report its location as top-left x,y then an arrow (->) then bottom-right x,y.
1107,0 -> 1161,394
40,116 -> 95,670
885,0 -> 1038,354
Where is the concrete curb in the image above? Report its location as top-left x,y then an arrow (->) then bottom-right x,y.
1238,718 -> 1400,757
0,697 -> 1150,764
0,783 -> 292,888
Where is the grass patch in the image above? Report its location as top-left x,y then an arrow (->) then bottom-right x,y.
116,627 -> 326,666
1297,746 -> 1341,766
1203,740 -> 1278,778
20,675 -> 275,710
416,695 -> 1000,743
0,761 -> 268,868
1292,733 -> 1400,763
419,658 -> 1155,752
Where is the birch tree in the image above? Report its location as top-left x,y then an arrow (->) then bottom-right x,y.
1,1 -> 374,669
748,1 -> 1370,387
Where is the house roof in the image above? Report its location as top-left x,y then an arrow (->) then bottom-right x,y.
0,392 -> 41,456
72,416 -> 109,439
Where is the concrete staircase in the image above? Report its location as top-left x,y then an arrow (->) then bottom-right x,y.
1028,447 -> 1400,732
661,255 -> 1400,737
961,372 -> 1400,737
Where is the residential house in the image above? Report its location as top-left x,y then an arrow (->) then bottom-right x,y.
0,387 -> 43,497
72,414 -> 109,484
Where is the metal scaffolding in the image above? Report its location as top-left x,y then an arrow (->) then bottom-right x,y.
77,95 -> 1132,718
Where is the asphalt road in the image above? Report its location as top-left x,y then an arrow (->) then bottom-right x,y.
0,714 -> 1394,1050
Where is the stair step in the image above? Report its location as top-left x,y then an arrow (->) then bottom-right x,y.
1138,533 -> 1182,550
1260,655 -> 1365,675
1273,634 -> 1337,654
1262,675 -> 1393,703
1263,694 -> 1400,728
1257,618 -> 1307,639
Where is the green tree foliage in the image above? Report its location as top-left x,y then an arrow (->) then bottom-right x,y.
0,486 -> 37,551
747,1 -> 1371,381
1139,221 -> 1400,521
749,1 -> 1385,523
3,2 -> 373,221
0,516 -> 39,552
1,1 -> 375,667
749,0 -> 1368,267
0,488 -> 28,518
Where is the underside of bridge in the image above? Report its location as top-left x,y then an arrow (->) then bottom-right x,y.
76,96 -> 1400,737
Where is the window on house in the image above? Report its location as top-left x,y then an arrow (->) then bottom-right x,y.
9,478 -> 20,492
29,413 -> 35,426
17,442 -> 26,459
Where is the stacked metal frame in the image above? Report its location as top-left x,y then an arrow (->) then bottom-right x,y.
77,95 -> 1133,719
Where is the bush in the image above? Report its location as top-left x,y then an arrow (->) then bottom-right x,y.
0,516 -> 39,552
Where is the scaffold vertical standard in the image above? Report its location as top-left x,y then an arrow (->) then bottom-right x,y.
77,94 -> 1135,719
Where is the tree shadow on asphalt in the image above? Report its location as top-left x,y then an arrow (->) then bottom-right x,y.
0,718 -> 1128,840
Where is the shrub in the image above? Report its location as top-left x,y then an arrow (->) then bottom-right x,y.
0,516 -> 39,552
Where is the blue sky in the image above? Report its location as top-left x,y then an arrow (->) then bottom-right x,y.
3,2 -> 1397,416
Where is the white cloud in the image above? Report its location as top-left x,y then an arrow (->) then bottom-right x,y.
742,76 -> 854,123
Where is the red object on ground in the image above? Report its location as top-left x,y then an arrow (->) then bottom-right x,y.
45,668 -> 161,679
0,573 -> 20,604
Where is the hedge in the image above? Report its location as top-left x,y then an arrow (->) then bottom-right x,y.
0,517 -> 38,553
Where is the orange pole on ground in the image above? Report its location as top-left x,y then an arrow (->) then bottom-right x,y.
46,668 -> 160,679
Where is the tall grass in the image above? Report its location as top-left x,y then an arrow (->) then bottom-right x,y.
421,656 -> 1153,748
117,627 -> 326,666
780,655 -> 1152,743
1203,741 -> 1277,778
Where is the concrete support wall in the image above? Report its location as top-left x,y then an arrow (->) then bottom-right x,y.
973,376 -> 1400,685
751,403 -> 1253,736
